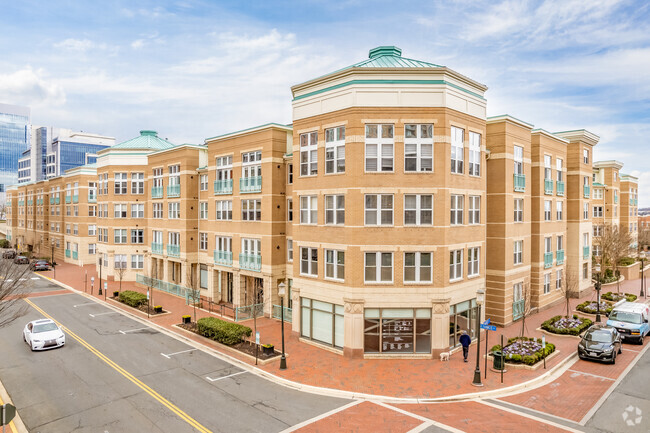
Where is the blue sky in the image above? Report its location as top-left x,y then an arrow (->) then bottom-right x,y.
1,0 -> 649,204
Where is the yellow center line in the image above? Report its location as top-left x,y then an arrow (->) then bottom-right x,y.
24,298 -> 212,433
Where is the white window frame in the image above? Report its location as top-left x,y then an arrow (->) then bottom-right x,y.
404,124 -> 433,172
131,229 -> 144,244
325,195 -> 344,225
325,126 -> 345,174
451,126 -> 464,174
514,198 -> 523,222
468,131 -> 481,176
544,273 -> 551,294
241,199 -> 261,221
468,247 -> 480,277
544,155 -> 552,180
287,239 -> 293,262
200,202 -> 208,220
300,247 -> 318,277
513,146 -> 523,175
300,195 -> 318,225
168,202 -> 180,219
131,203 -> 144,219
450,194 -> 464,225
364,194 -> 393,226
325,249 -> 345,281
216,200 -> 232,221
449,249 -> 463,281
131,254 -> 144,269
200,174 -> 208,191
287,198 -> 293,221
114,173 -> 128,195
514,240 -> 523,265
404,194 -> 433,226
114,204 -> 127,219
153,203 -> 163,219
544,200 -> 552,221
114,229 -> 127,244
556,270 -> 563,290
556,159 -> 563,182
199,232 -> 208,250
468,195 -> 480,225
365,124 -> 394,172
364,252 -> 393,283
131,172 -> 144,195
556,201 -> 563,221
403,252 -> 432,283
300,132 -> 318,176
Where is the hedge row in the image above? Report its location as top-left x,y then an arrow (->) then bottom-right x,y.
196,317 -> 252,346
541,315 -> 592,336
618,257 -> 637,267
601,292 -> 637,302
118,290 -> 148,308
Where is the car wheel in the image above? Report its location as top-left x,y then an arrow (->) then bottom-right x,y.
611,352 -> 616,364
618,345 -> 622,355
23,334 -> 26,342
30,342 -> 35,352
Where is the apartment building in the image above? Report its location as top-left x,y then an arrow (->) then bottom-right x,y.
620,174 -> 639,249
8,46 -> 640,359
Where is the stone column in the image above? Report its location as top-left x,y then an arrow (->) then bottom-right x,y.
343,298 -> 365,358
291,287 -> 301,335
263,275 -> 273,317
431,298 -> 451,358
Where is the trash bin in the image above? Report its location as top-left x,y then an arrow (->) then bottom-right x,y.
493,350 -> 504,370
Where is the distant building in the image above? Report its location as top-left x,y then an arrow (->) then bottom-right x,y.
0,103 -> 30,203
18,127 -> 114,184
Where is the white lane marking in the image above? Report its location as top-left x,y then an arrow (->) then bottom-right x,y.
375,401 -> 465,433
119,327 -> 151,334
486,399 -> 583,429
19,278 -> 27,281
579,341 -> 650,425
206,371 -> 247,382
89,312 -> 119,317
161,349 -> 196,359
6,279 -> 12,282
74,302 -> 98,308
567,369 -> 615,381
278,400 -> 363,433
479,400 -> 583,433
31,277 -> 40,280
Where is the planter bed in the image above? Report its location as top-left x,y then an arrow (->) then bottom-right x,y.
490,337 -> 555,367
176,322 -> 281,363
601,292 -> 637,303
576,300 -> 613,316
540,315 -> 592,337
486,349 -> 561,370
108,296 -> 171,317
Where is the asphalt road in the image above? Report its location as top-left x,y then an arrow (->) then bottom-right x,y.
0,275 -> 349,433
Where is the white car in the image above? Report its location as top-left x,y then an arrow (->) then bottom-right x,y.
23,319 -> 65,351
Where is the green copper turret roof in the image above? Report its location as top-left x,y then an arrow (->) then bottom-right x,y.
111,130 -> 175,150
348,46 -> 442,69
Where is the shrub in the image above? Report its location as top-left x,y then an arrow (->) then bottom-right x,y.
605,268 -> 614,279
0,239 -> 10,248
618,257 -> 637,267
118,290 -> 148,308
541,315 -> 592,336
577,300 -> 613,315
601,292 -> 637,302
196,317 -> 252,346
500,337 -> 555,365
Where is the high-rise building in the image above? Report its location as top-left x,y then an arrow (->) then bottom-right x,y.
18,127 -> 114,184
0,103 -> 30,203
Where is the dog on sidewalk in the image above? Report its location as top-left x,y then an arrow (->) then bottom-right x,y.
439,351 -> 450,361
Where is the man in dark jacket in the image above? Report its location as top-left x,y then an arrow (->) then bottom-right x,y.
459,330 -> 472,362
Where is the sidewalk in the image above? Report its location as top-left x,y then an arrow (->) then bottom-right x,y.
35,263 -> 649,400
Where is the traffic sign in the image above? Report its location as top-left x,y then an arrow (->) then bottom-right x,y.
1,403 -> 16,426
483,318 -> 491,325
480,324 -> 497,331
255,332 -> 260,345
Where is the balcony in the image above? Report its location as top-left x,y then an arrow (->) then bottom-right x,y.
65,196 -> 71,204
72,251 -> 78,260
556,250 -> 564,265
65,249 -> 71,258
544,252 -> 553,269
240,176 -> 262,194
27,199 -> 33,205
55,197 -> 60,205
239,253 -> 261,272
556,181 -> 565,196
214,250 -> 233,266
37,198 -> 43,205
513,299 -> 524,320
167,184 -> 180,198
544,179 -> 553,195
18,200 -> 24,206
514,174 -> 526,192
88,194 -> 96,203
583,185 -> 590,198
151,186 -> 163,199
50,197 -> 54,204
214,179 -> 233,195
72,195 -> 79,203
614,196 -> 618,204
583,246 -> 590,259
151,242 -> 163,255
272,305 -> 293,323
167,244 -> 180,257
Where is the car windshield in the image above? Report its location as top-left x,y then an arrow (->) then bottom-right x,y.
33,323 -> 59,333
586,331 -> 612,343
610,311 -> 642,324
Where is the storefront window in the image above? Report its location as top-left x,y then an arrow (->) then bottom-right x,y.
364,308 -> 431,353
449,299 -> 478,348
301,298 -> 344,348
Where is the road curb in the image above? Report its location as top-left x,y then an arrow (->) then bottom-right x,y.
0,377 -> 28,433
35,273 -> 580,403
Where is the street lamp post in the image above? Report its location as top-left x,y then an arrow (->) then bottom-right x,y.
640,252 -> 646,298
472,288 -> 485,387
594,263 -> 602,323
50,240 -> 56,279
98,257 -> 103,296
278,282 -> 287,370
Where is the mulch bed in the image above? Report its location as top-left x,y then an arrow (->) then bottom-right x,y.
177,322 -> 280,360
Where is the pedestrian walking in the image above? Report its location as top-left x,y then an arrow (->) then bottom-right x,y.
459,330 -> 471,362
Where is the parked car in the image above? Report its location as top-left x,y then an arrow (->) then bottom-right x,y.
22,319 -> 66,351
30,260 -> 50,271
13,255 -> 29,264
2,250 -> 17,259
578,325 -> 622,364
606,301 -> 650,344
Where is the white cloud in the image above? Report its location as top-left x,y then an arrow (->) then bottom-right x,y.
0,67 -> 65,106
54,38 -> 95,52
131,39 -> 145,50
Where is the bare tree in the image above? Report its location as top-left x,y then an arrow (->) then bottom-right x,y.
597,223 -> 632,293
115,262 -> 127,294
564,266 -> 580,317
519,281 -> 532,337
638,226 -> 650,252
0,203 -> 7,221
186,264 -> 200,323
0,259 -> 31,328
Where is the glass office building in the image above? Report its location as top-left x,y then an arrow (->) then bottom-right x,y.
0,103 -> 31,203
